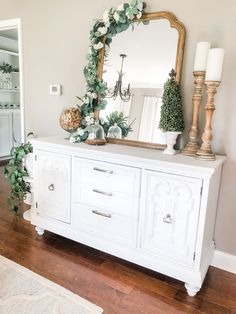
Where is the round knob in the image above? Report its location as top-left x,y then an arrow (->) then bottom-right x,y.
163,214 -> 172,224
48,184 -> 55,191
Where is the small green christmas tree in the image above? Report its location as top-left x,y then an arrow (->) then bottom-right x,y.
159,69 -> 185,133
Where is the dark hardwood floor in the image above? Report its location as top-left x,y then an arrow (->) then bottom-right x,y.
0,167 -> 235,314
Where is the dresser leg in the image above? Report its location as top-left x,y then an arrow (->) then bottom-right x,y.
35,226 -> 45,236
184,283 -> 200,296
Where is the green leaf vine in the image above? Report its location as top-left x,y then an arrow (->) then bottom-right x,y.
3,143 -> 33,216
72,0 -> 146,143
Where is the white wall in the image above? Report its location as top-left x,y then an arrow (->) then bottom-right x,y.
0,0 -> 235,255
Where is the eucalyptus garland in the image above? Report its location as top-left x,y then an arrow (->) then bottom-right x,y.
71,0 -> 146,142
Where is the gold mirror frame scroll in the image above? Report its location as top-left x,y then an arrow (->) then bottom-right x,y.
96,11 -> 186,150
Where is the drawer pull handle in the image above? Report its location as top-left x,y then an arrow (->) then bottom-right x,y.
48,184 -> 55,191
163,214 -> 172,224
93,188 -> 113,197
93,167 -> 113,174
92,210 -> 112,218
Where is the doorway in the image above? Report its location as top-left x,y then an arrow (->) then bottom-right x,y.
0,19 -> 24,161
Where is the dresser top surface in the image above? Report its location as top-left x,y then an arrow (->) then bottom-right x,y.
31,137 -> 225,175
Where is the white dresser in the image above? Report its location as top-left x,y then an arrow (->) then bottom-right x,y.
30,136 -> 225,296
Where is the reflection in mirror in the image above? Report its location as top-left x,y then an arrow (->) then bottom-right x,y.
0,28 -> 21,159
100,17 -> 179,145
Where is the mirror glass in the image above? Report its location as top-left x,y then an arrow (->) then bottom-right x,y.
100,17 -> 180,146
0,28 -> 21,160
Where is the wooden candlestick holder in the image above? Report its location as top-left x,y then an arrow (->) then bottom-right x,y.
195,81 -> 221,161
182,71 -> 205,156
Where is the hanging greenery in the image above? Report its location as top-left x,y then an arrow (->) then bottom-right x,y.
72,0 -> 146,143
159,69 -> 185,133
0,61 -> 19,74
3,143 -> 33,215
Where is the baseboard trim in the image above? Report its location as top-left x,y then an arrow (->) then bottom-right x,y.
211,250 -> 236,274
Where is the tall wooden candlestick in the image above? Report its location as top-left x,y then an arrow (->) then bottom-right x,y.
195,81 -> 220,161
182,71 -> 206,155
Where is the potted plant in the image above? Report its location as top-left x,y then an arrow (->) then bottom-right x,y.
159,69 -> 185,154
3,142 -> 33,216
102,111 -> 135,138
0,61 -> 19,73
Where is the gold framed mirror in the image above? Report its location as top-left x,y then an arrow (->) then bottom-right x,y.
96,11 -> 186,149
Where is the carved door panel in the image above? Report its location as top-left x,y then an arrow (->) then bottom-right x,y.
141,170 -> 202,265
34,151 -> 71,224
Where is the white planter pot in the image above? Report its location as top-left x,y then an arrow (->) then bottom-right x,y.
23,190 -> 33,222
23,189 -> 33,221
24,153 -> 34,178
24,192 -> 32,205
23,165 -> 34,222
163,132 -> 181,155
23,209 -> 31,221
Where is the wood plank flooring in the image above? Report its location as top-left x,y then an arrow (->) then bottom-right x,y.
0,166 -> 235,313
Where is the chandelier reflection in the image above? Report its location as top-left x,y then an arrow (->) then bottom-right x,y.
106,54 -> 131,102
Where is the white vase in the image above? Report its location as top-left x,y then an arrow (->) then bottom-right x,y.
23,208 -> 31,221
23,158 -> 34,222
24,153 -> 34,178
24,192 -> 32,205
23,176 -> 34,222
163,132 -> 181,155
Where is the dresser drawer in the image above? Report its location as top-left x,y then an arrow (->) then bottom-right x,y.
72,157 -> 141,197
72,183 -> 139,219
71,203 -> 137,247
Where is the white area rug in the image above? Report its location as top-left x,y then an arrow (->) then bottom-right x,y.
0,255 -> 103,314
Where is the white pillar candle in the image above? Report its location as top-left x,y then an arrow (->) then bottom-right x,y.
205,48 -> 224,81
194,42 -> 211,71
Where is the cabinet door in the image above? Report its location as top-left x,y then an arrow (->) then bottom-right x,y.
0,112 -> 13,157
141,170 -> 202,265
12,111 -> 21,146
34,151 -> 71,224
